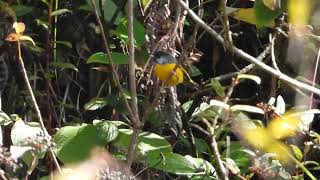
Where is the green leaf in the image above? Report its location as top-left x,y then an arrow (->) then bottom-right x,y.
112,17 -> 145,48
51,8 -> 72,16
0,111 -> 12,126
93,120 -> 118,143
114,129 -> 172,158
147,152 -> 196,175
190,65 -> 202,76
54,121 -> 118,164
210,79 -> 225,97
55,41 -> 73,48
84,97 -> 108,111
103,0 -> 117,22
11,5 -> 34,16
291,145 -> 303,161
51,62 -> 78,72
87,52 -> 129,64
254,0 -> 284,28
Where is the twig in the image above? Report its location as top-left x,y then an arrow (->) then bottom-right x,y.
126,0 -> 142,167
270,34 -> 280,71
220,0 -> 233,49
309,47 -> 320,109
176,0 -> 320,95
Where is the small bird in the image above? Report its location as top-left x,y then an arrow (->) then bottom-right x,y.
152,51 -> 184,86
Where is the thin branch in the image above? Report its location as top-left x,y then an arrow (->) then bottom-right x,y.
176,0 -> 320,95
17,41 -> 62,174
126,0 -> 142,167
310,47 -> 320,109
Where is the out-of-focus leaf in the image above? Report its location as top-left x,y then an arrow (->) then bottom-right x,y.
288,0 -> 312,26
51,62 -> 78,72
11,5 -> 34,16
54,121 -> 118,164
87,52 -> 129,64
51,9 -> 71,16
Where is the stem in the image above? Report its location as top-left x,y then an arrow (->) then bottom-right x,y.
126,0 -> 142,167
17,41 -> 62,174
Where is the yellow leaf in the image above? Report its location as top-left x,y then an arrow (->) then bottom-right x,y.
231,8 -> 275,28
13,22 -> 25,35
288,0 -> 312,26
19,35 -> 36,46
267,112 -> 301,139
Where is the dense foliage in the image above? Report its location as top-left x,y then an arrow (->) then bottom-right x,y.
1,0 -> 320,179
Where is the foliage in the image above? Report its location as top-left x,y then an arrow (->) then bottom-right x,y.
1,0 -> 320,179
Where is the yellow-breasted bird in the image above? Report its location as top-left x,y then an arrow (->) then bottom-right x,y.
152,51 -> 184,86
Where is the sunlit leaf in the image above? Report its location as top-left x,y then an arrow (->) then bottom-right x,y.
84,97 -> 108,111
13,22 -> 25,35
209,99 -> 230,110
275,95 -> 285,115
51,8 -> 72,16
230,105 -> 265,114
19,35 -> 35,46
237,74 -> 261,84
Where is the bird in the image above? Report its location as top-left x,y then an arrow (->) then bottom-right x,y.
152,51 -> 184,86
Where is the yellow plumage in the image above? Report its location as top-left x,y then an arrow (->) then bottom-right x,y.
153,64 -> 184,86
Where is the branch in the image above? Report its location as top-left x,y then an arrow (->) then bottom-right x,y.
176,0 -> 320,96
126,0 -> 142,167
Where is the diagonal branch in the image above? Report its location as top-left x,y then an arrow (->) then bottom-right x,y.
176,0 -> 320,96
